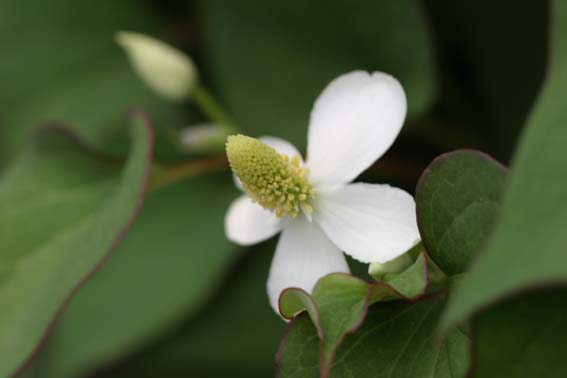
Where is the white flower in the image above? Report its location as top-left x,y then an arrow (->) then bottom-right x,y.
224,71 -> 420,313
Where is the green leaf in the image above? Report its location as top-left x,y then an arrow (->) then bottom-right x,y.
277,313 -> 320,378
0,0 -> 184,168
94,247 -> 285,378
416,150 -> 507,276
277,297 -> 470,378
383,253 -> 429,298
31,174 -> 239,377
200,0 -> 436,149
0,113 -> 152,377
472,289 -> 567,377
279,253 -> 428,374
281,274 -> 375,371
441,0 -> 567,332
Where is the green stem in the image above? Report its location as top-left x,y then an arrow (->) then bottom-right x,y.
192,82 -> 237,134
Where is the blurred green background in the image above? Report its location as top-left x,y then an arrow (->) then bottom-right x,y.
0,0 -> 549,377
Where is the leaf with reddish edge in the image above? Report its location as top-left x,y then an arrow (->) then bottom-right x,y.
0,111 -> 153,378
438,0 -> 567,374
277,295 -> 470,378
34,174 -> 240,378
440,0 -> 567,330
280,288 -> 323,339
278,253 -> 429,376
416,149 -> 507,277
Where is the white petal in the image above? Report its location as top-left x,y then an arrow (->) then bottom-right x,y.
232,173 -> 244,191
266,217 -> 350,313
259,136 -> 302,160
225,195 -> 282,246
307,71 -> 407,185
313,183 -> 420,263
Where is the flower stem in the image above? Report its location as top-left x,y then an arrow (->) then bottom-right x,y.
192,82 -> 237,134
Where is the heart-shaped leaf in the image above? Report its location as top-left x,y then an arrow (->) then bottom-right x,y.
278,253 -> 428,375
416,150 -> 507,276
277,296 -> 470,378
438,1 -> 567,374
441,0 -> 567,331
33,174 -> 239,377
0,112 -> 152,377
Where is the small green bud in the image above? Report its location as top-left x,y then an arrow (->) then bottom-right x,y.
368,253 -> 414,281
226,135 -> 315,218
116,31 -> 197,102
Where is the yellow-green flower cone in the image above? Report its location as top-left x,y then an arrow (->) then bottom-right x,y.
226,135 -> 315,218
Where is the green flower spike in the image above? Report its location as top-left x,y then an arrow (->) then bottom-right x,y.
226,135 -> 315,218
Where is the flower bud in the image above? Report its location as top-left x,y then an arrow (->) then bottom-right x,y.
179,124 -> 228,153
116,31 -> 197,102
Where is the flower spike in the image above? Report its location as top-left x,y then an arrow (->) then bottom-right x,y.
226,135 -> 315,218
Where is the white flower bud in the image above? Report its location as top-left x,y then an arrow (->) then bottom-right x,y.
116,31 -> 197,102
179,124 -> 228,153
